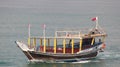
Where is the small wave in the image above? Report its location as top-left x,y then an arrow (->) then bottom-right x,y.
28,59 -> 92,64
98,51 -> 120,60
0,61 -> 7,65
28,57 -> 103,64
0,61 -> 12,66
71,60 -> 91,64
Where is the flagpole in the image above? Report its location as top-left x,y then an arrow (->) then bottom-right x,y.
95,17 -> 98,29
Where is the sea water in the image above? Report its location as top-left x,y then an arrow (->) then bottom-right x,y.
0,0 -> 120,67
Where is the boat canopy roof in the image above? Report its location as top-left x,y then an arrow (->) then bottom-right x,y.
30,28 -> 107,39
54,28 -> 107,39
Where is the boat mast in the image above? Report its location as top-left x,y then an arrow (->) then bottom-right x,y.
28,24 -> 31,47
28,24 -> 31,38
43,24 -> 46,39
94,17 -> 105,33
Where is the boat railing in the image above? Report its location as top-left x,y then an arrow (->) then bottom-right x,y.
55,28 -> 107,38
28,37 -> 82,54
55,30 -> 82,37
27,33 -> 106,54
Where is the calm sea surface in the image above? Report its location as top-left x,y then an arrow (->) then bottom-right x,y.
0,0 -> 120,67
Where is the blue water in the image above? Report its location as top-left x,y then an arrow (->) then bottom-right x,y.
0,0 -> 120,67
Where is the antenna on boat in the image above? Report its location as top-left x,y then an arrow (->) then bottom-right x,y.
42,24 -> 46,38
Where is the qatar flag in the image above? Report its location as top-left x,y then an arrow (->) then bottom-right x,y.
91,17 -> 98,21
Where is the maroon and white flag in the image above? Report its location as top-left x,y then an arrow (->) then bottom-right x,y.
91,17 -> 98,21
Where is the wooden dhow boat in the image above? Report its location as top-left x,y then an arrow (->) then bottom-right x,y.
15,17 -> 107,63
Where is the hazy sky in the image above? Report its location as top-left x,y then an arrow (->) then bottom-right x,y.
0,0 -> 119,15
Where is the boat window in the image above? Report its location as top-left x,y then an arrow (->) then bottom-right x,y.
95,37 -> 102,43
82,38 -> 92,45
